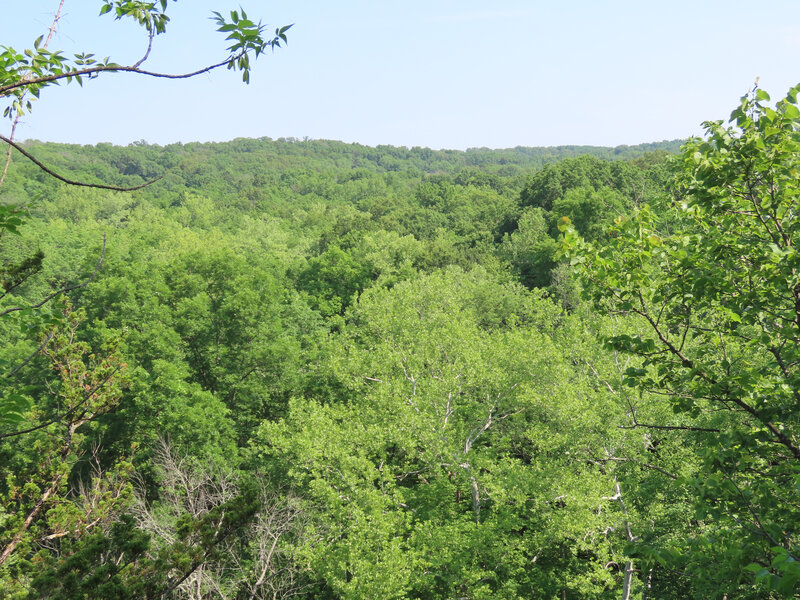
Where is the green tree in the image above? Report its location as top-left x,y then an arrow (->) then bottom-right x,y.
551,185 -> 626,242
499,206 -> 558,288
562,83 -> 800,597
0,301 -> 132,597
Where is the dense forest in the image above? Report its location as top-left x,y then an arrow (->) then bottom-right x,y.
2,6 -> 800,597
0,85 -> 798,600
0,134 -> 677,599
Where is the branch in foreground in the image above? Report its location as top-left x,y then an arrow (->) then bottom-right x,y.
0,55 -> 237,97
0,136 -> 161,192
0,366 -> 120,440
3,332 -> 53,380
620,404 -> 720,433
597,455 -> 679,480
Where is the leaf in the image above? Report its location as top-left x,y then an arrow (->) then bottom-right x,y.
777,571 -> 800,595
782,104 -> 800,120
744,562 -> 764,573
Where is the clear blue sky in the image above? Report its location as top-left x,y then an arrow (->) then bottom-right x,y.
3,0 -> 800,149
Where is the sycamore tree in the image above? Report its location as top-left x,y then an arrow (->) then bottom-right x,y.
255,267 -> 657,600
561,83 -> 800,597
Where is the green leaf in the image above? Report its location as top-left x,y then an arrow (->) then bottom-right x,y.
777,573 -> 800,595
782,104 -> 800,120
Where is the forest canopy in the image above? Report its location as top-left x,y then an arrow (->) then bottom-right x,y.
1,111 -> 797,597
3,4 -> 800,600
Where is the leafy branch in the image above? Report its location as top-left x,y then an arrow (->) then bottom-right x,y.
0,6 -> 291,102
0,2 -> 291,189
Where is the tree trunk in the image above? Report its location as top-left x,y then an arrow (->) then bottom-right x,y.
621,561 -> 634,600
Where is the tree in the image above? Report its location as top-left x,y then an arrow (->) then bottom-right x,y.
0,300 -> 132,596
499,206 -> 557,288
125,439 -> 307,600
561,83 -> 800,597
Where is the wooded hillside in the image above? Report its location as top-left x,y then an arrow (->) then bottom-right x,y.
1,112 -> 798,599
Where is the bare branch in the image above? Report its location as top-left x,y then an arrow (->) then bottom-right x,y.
0,136 -> 161,191
0,116 -> 21,187
133,26 -> 156,69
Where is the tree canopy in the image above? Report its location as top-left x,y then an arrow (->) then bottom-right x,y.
4,5 -> 800,598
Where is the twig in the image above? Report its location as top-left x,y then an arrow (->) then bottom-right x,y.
618,422 -> 720,433
3,331 -> 53,379
0,0 -> 65,187
133,26 -> 156,68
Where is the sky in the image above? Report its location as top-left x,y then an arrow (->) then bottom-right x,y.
2,0 -> 800,150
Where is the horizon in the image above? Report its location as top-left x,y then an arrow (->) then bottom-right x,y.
3,1 -> 800,150
14,134 -> 687,153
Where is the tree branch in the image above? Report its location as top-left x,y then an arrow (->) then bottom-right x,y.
0,364 -> 121,440
618,422 -> 720,434
0,53 -> 244,97
3,331 -> 53,379
0,0 -> 65,188
133,26 -> 156,69
0,136 -> 161,191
